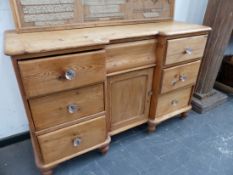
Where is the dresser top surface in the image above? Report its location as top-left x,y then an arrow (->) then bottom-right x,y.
4,21 -> 211,57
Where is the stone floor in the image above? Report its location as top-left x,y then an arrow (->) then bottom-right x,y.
0,96 -> 233,175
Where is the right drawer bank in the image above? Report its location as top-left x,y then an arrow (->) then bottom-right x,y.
148,35 -> 208,132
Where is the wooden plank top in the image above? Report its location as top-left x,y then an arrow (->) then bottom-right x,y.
4,21 -> 211,57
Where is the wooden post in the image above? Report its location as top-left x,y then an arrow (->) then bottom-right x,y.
192,0 -> 233,113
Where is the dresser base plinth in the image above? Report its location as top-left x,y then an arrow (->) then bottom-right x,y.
148,106 -> 192,132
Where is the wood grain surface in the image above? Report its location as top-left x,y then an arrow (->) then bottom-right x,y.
5,21 -> 211,57
38,116 -> 107,164
18,50 -> 106,98
30,84 -> 104,131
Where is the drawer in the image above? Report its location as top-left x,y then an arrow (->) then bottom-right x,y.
156,87 -> 193,117
19,50 -> 106,98
165,35 -> 207,65
30,84 -> 104,131
38,116 -> 107,164
160,60 -> 201,93
106,40 -> 156,73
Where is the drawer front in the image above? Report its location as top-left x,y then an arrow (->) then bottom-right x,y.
106,40 -> 156,73
30,84 -> 104,131
38,116 -> 107,164
19,50 -> 106,98
161,60 -> 201,93
156,87 -> 193,117
165,35 -> 207,65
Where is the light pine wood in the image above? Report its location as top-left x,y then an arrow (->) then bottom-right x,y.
39,136 -> 111,171
108,68 -> 153,134
4,21 -> 211,57
38,116 -> 107,164
165,35 -> 208,65
106,40 -> 157,73
34,112 -> 106,137
30,84 -> 104,131
160,60 -> 201,93
149,106 -> 192,125
149,36 -> 166,119
156,87 -> 193,117
5,10 -> 211,174
18,50 -> 106,98
10,0 -> 174,32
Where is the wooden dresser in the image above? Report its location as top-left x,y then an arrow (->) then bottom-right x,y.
4,1 -> 211,174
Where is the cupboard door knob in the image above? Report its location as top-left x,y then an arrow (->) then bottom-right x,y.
171,100 -> 179,106
73,138 -> 82,147
65,69 -> 76,80
184,48 -> 193,55
67,104 -> 79,114
179,75 -> 187,82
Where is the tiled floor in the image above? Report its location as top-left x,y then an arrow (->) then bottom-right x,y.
1,96 -> 233,175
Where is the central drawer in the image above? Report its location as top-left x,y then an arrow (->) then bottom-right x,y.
30,84 -> 104,131
19,50 -> 106,98
38,116 -> 107,164
106,40 -> 156,73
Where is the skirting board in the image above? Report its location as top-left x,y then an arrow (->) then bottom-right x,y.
0,131 -> 30,148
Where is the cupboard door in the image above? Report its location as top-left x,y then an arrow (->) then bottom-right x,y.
108,68 -> 153,134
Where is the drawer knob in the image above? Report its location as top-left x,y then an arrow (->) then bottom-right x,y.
184,48 -> 193,55
65,69 -> 76,80
171,80 -> 177,86
67,103 -> 79,114
171,100 -> 179,106
73,138 -> 82,147
179,75 -> 188,82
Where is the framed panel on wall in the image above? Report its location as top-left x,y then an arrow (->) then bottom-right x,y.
10,0 -> 175,33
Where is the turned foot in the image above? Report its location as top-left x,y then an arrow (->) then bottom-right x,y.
180,112 -> 188,119
40,169 -> 53,175
148,122 -> 156,133
99,144 -> 110,155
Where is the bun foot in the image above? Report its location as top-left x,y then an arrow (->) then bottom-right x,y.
180,112 -> 188,119
148,122 -> 156,133
99,144 -> 110,155
40,169 -> 53,175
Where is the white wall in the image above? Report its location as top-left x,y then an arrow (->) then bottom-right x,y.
0,1 -> 29,139
175,0 -> 208,24
0,0 -> 210,139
